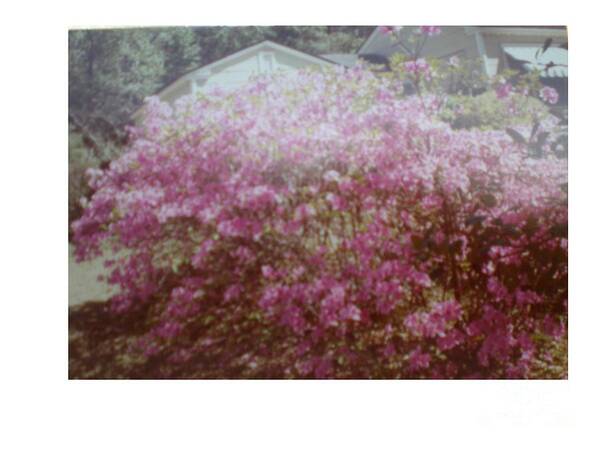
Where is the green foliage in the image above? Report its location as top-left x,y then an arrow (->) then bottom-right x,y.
69,29 -> 167,126
386,52 -> 488,96
194,26 -> 370,61
69,129 -> 95,228
436,57 -> 488,95
155,28 -> 202,85
68,123 -> 122,229
440,91 -> 549,130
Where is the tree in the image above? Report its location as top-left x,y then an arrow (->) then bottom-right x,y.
69,29 -> 167,126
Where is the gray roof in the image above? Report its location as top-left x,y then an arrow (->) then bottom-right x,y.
320,53 -> 359,67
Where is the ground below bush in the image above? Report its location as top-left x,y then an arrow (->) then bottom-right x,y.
69,300 -> 567,379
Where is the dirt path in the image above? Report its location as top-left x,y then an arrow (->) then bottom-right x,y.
69,244 -> 117,306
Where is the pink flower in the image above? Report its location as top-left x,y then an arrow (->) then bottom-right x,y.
217,218 -> 246,237
294,203 -> 316,221
411,270 -> 432,287
541,315 -> 565,338
325,192 -> 344,210
155,321 -> 182,340
191,239 -> 215,268
437,329 -> 464,351
383,343 -> 396,358
448,55 -> 460,67
138,337 -> 160,357
340,304 -> 362,322
514,289 -> 541,307
261,265 -> 276,279
408,347 -> 431,371
495,82 -> 513,99
224,284 -> 242,302
432,300 -> 462,322
404,58 -> 431,78
168,349 -> 192,364
379,26 -> 403,36
314,357 -> 333,378
328,285 -> 346,305
419,26 -> 441,36
540,86 -> 559,104
487,277 -> 509,301
323,169 -> 342,183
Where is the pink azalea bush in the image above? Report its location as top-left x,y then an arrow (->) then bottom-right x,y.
73,65 -> 567,378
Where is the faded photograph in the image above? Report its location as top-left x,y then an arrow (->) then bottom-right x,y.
69,26 -> 567,379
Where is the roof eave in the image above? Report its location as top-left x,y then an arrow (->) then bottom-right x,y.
132,39 -> 339,121
477,26 -> 568,38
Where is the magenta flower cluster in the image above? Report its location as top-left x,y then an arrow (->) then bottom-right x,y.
379,26 -> 404,36
404,58 -> 432,80
73,66 -> 567,378
419,26 -> 442,36
540,86 -> 559,104
495,82 -> 513,99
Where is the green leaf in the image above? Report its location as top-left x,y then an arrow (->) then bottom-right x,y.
203,315 -> 215,326
529,120 -> 540,142
537,38 -> 553,58
450,240 -> 463,253
550,223 -> 568,238
466,215 -> 486,226
411,235 -> 425,250
171,257 -> 182,273
524,216 -> 539,236
537,131 -> 550,147
528,143 -> 543,159
480,194 -> 497,208
549,108 -> 568,125
506,128 -> 527,145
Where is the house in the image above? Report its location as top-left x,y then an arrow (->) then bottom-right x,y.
358,26 -> 568,103
132,40 -> 342,121
133,27 -> 568,121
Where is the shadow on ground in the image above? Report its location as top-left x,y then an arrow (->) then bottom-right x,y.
69,301 -> 150,379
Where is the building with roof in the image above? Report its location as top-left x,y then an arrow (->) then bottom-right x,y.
358,26 -> 568,103
133,26 -> 568,121
132,40 -> 342,121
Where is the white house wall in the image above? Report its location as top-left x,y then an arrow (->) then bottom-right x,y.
274,51 -> 324,70
132,43 -> 335,124
480,33 -> 568,76
200,51 -> 262,92
199,50 -> 329,92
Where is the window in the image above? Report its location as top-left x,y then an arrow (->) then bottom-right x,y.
501,43 -> 568,105
259,52 -> 275,73
501,44 -> 568,78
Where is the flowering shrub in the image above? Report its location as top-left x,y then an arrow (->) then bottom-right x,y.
73,65 -> 567,378
439,91 -> 549,131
